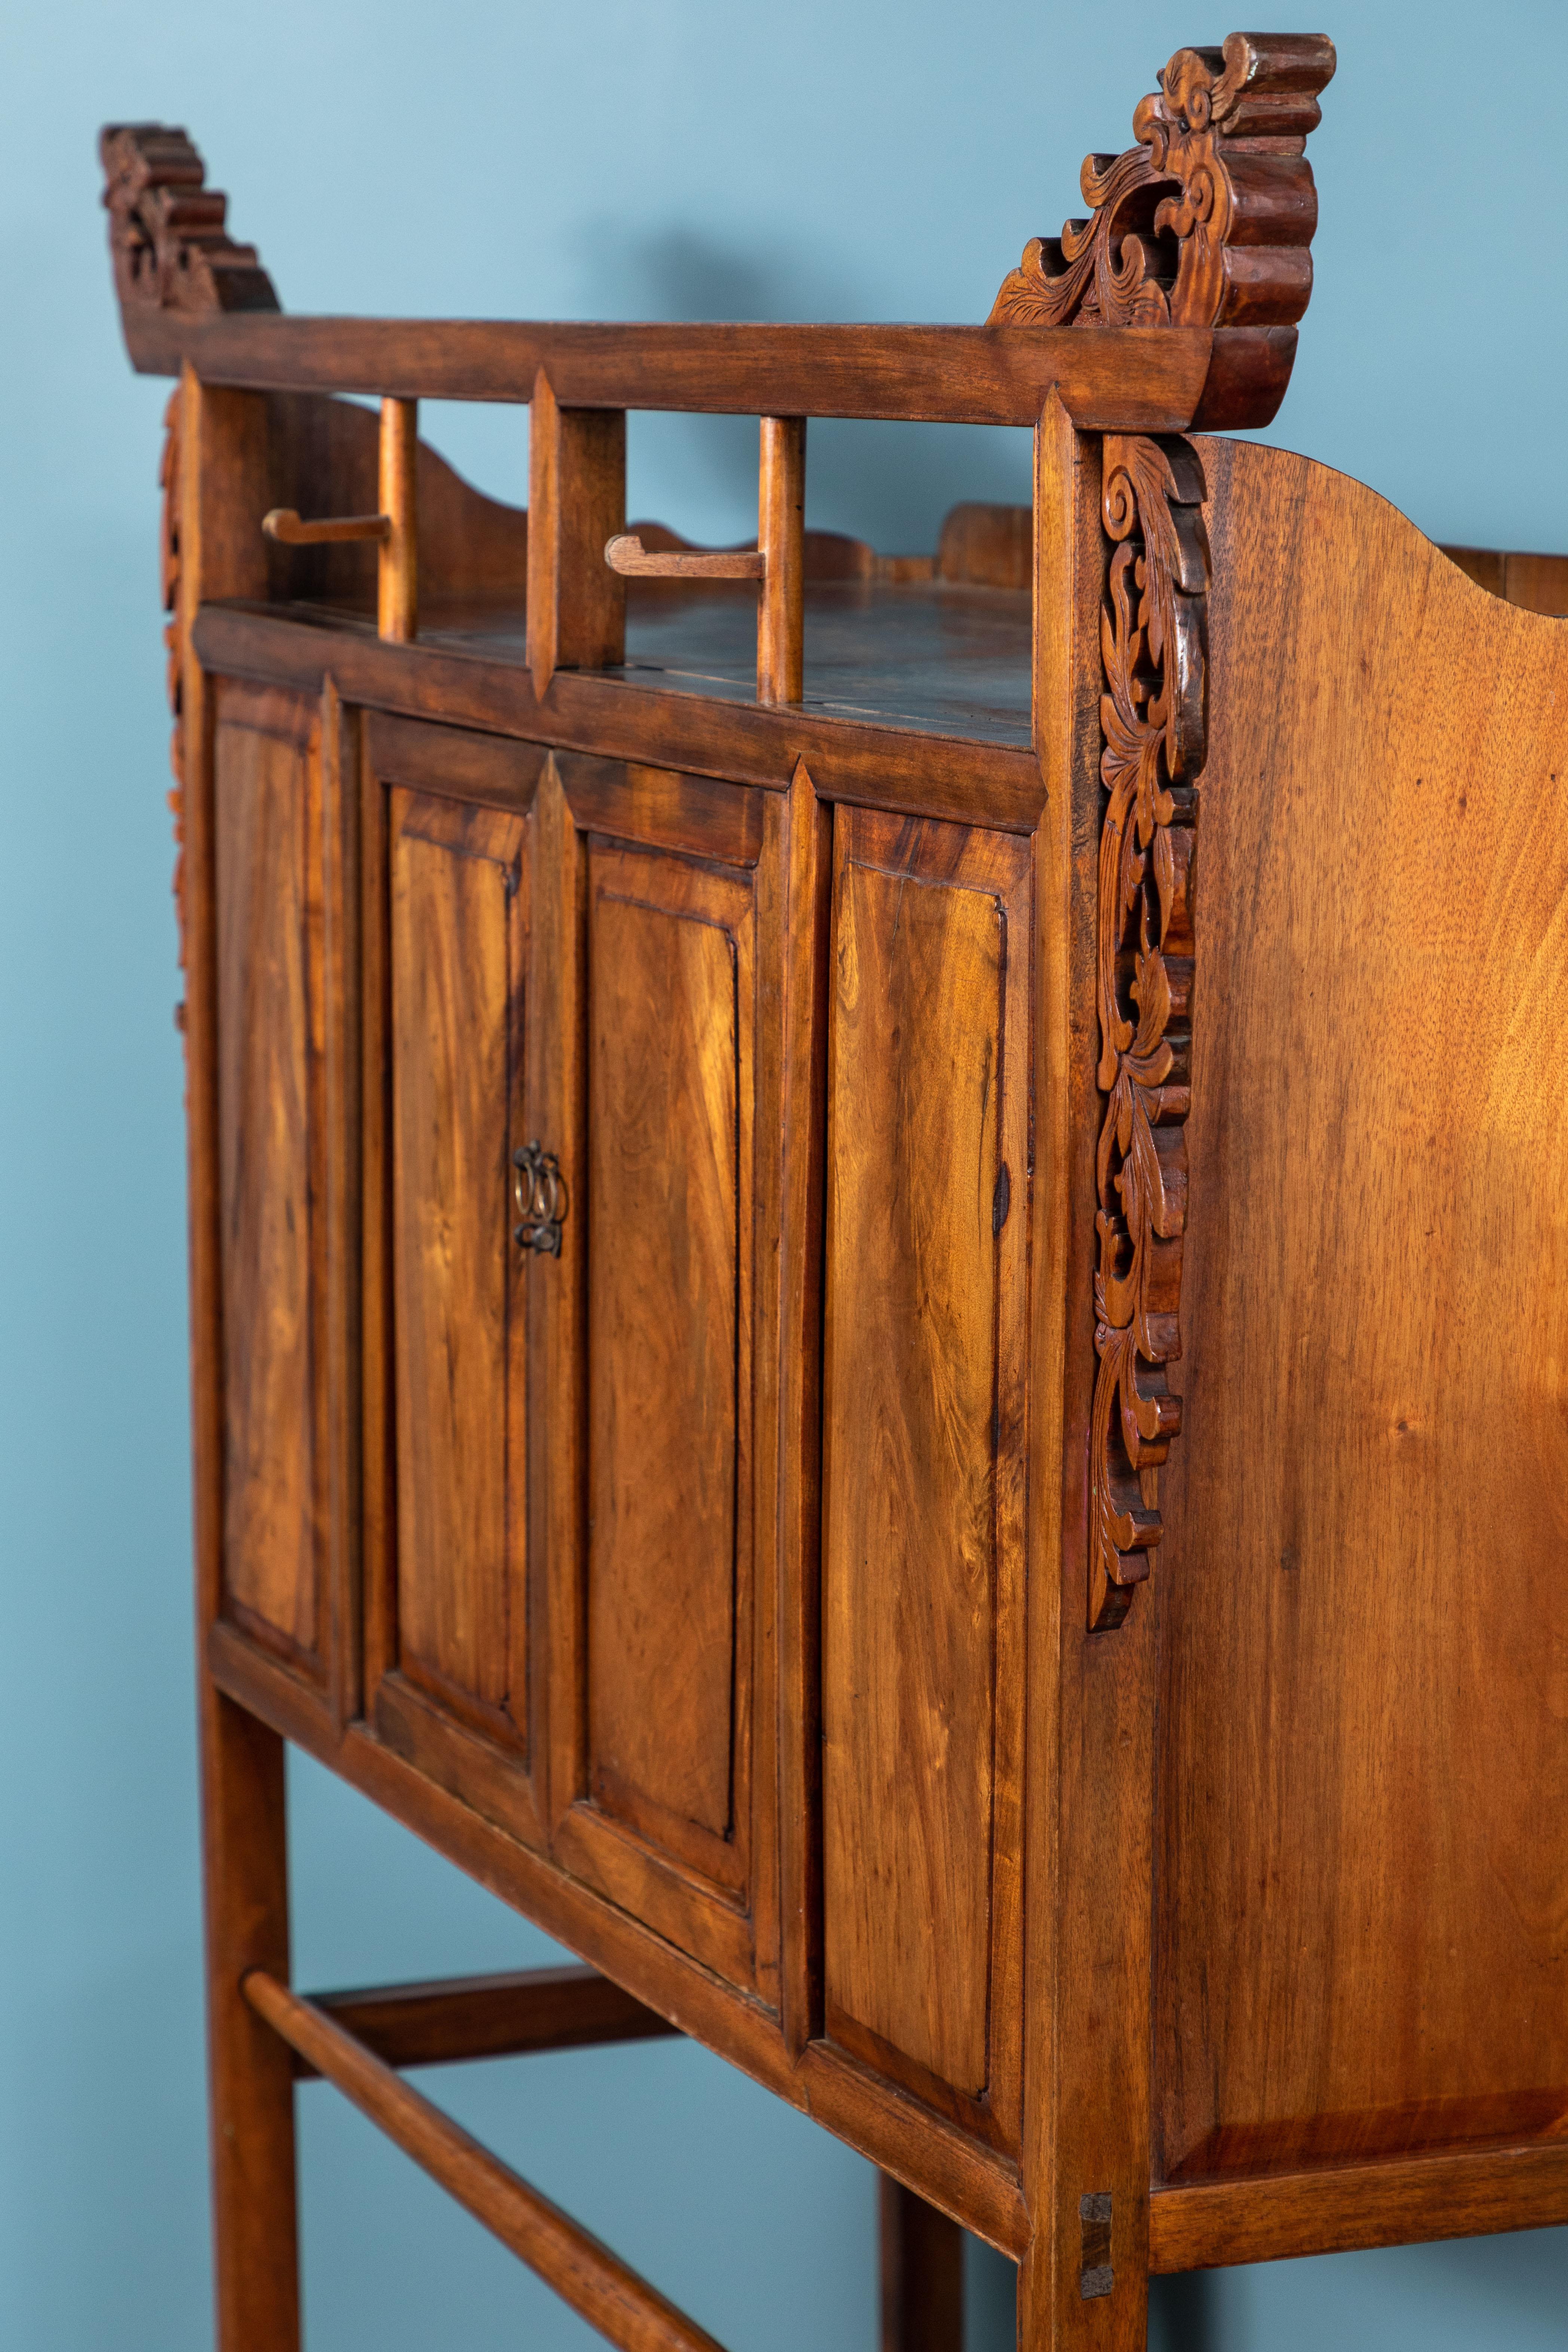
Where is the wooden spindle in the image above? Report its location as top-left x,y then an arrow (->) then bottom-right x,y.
757,415 -> 804,704
378,394 -> 418,642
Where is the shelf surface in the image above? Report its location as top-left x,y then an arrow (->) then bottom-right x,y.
260,578 -> 1035,749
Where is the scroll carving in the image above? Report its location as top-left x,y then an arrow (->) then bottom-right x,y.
100,124 -> 278,315
1089,433 -> 1207,1631
990,31 -> 1334,332
159,389 -> 188,1030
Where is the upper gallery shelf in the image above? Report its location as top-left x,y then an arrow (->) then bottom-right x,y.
100,33 -> 1336,434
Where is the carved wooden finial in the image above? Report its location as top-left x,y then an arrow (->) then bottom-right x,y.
990,31 -> 1335,331
99,124 -> 279,315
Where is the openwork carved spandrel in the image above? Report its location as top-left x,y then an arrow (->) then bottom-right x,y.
100,124 -> 279,314
159,388 -> 189,1034
990,31 -> 1335,332
1089,432 -> 1207,1632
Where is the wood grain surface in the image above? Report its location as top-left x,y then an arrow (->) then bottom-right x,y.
388,787 -> 529,1747
821,806 -> 1030,2147
214,680 -> 324,1666
112,312 -> 1274,429
584,844 -> 753,1885
1154,436 -> 1568,2187
191,602 -> 1047,831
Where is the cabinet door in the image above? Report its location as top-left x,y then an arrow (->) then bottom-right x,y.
819,805 -> 1031,2156
541,754 -> 782,1997
213,680 -> 331,1689
362,724 -> 547,1846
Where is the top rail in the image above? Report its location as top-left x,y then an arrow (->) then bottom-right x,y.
109,309 -> 1295,432
101,40 -> 1333,434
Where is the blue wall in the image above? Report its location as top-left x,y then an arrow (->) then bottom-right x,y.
4,3 -> 1566,2346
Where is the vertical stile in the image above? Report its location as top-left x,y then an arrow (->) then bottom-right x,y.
378,395 -> 418,643
757,416 -> 805,704
527,371 -> 626,701
180,364 -> 305,2352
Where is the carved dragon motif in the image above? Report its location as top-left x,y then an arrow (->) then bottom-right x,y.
990,31 -> 1335,331
100,124 -> 278,314
1089,434 -> 1207,1630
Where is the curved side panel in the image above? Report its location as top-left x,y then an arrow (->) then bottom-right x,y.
1156,439 -> 1568,2192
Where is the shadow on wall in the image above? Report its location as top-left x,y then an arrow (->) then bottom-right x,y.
1138,2227 -> 1568,2352
429,223 -> 1033,555
1148,2268 -> 1218,2351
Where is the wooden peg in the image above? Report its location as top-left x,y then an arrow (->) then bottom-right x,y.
757,415 -> 804,704
378,395 -> 418,642
262,508 -> 390,546
604,533 -> 765,581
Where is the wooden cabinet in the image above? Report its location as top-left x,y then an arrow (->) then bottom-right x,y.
102,33 -> 1568,2352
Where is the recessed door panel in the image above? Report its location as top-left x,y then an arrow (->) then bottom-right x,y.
388,786 -> 529,1752
545,753 -> 783,1997
214,682 -> 326,1676
820,806 -> 1030,2154
585,848 -> 750,1885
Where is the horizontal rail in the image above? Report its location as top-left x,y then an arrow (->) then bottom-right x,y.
245,1969 -> 729,2352
208,1619 -> 1033,2258
293,1963 -> 681,2078
1149,2138 -> 1568,2272
114,312 -> 1298,431
191,604 -> 1049,832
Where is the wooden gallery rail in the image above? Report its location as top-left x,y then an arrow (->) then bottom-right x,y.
98,27 -> 1568,2352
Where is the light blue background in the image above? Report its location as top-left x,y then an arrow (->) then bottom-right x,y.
4,3 -> 1566,2347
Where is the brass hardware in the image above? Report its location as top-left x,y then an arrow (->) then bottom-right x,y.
263,507 -> 391,545
513,1143 -> 566,1256
604,532 -> 765,580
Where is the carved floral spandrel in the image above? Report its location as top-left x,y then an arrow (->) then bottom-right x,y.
160,389 -> 188,1037
1089,433 -> 1207,1631
100,123 -> 278,315
990,30 -> 1335,333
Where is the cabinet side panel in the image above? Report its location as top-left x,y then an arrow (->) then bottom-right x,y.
215,685 -> 323,1665
584,845 -> 752,1882
822,809 -> 1029,2125
1156,438 -> 1568,2186
388,787 -> 528,1740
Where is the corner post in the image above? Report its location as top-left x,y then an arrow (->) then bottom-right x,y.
1020,388 -> 1155,2352
175,361 -> 303,2351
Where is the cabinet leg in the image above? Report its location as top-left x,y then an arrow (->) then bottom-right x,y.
880,2174 -> 964,2352
201,1681 -> 300,2349
1017,2232 -> 1148,2352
